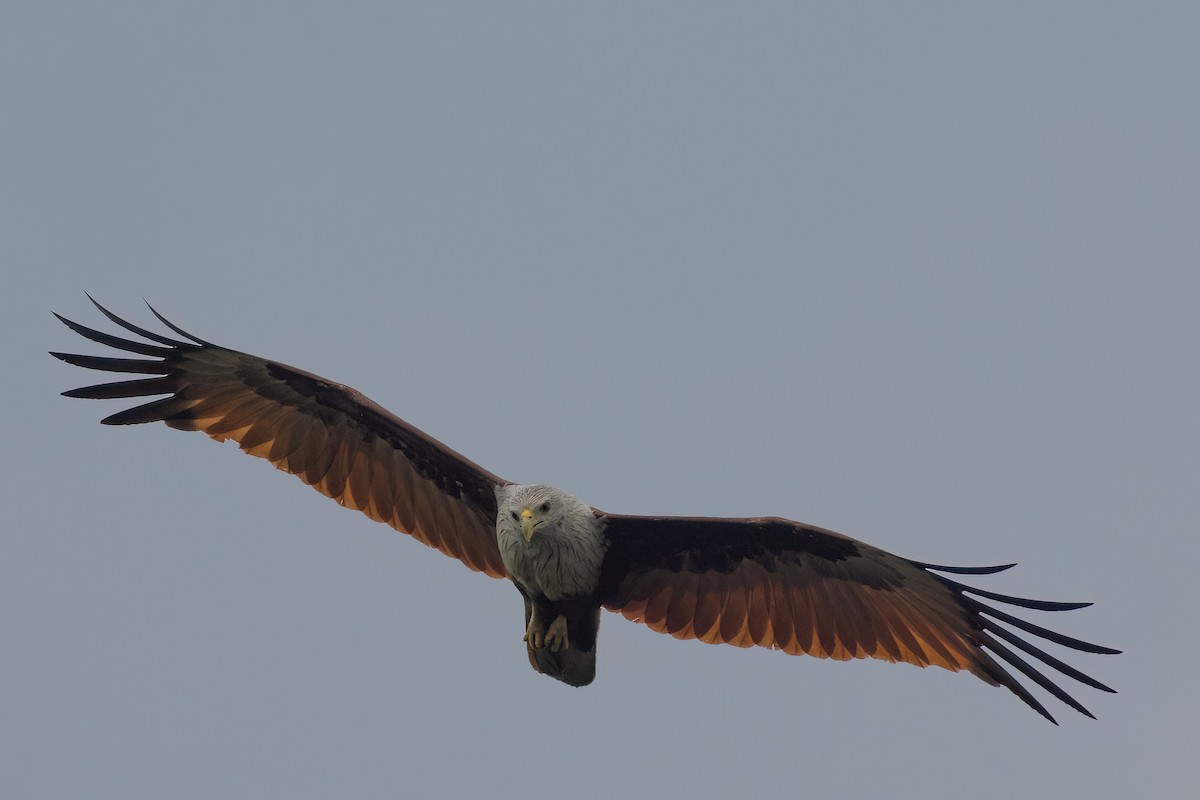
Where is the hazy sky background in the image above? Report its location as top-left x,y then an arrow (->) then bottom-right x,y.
4,4 -> 1197,798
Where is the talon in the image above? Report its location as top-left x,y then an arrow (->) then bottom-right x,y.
526,617 -> 545,650
545,614 -> 570,653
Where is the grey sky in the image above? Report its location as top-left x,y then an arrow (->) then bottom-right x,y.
4,4 -> 1196,798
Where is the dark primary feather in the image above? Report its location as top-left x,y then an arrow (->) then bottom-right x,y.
598,513 -> 1118,724
52,297 -> 510,577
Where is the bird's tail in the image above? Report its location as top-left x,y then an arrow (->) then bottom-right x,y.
527,644 -> 596,687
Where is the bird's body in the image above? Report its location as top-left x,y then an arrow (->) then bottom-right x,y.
496,485 -> 606,685
52,298 -> 1119,723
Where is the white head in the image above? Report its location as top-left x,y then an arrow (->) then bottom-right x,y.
494,484 -> 593,543
493,484 -> 605,599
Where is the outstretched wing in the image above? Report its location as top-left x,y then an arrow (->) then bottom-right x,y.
52,297 -> 510,578
597,514 -> 1117,723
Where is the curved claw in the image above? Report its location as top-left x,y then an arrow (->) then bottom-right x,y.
545,615 -> 570,653
525,616 -> 545,650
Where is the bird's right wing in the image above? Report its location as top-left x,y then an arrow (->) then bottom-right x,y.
52,298 -> 510,578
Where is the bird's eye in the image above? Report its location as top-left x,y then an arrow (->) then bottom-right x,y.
510,511 -> 520,521
539,501 -> 551,513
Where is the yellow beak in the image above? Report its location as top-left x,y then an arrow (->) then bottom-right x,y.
520,507 -> 537,542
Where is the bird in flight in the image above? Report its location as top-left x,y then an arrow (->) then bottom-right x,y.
52,297 -> 1118,723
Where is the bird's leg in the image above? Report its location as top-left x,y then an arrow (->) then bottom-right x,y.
544,614 -> 570,653
525,605 -> 547,649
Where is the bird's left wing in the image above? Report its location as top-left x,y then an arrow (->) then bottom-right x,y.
52,298 -> 510,578
597,513 -> 1117,723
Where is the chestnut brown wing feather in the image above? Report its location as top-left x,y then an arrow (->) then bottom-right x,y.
597,513 -> 1118,723
53,300 -> 509,578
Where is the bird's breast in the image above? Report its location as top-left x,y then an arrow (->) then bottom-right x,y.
497,528 -> 603,602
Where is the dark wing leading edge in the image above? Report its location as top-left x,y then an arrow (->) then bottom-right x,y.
597,514 -> 1118,723
52,298 -> 510,578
